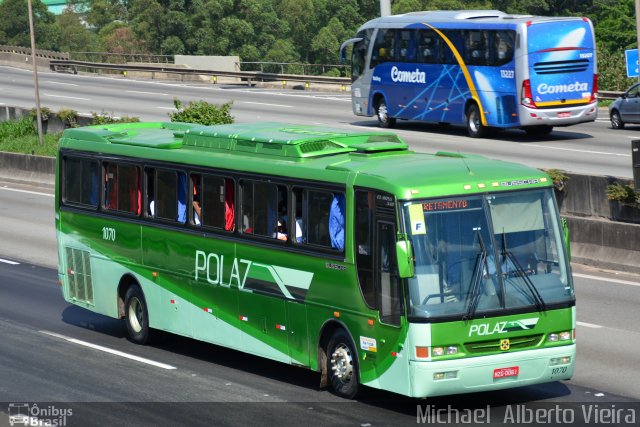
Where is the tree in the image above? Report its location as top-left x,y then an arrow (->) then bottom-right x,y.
56,9 -> 97,52
0,0 -> 58,50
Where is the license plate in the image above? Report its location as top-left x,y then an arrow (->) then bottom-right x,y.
557,112 -> 571,118
493,366 -> 519,379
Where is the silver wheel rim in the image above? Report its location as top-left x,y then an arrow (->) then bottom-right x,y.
469,108 -> 480,133
330,343 -> 354,384
378,103 -> 388,124
128,296 -> 143,333
612,113 -> 621,128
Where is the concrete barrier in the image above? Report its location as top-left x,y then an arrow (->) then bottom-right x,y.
0,151 -> 55,188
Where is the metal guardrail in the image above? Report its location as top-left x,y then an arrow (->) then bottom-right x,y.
0,44 -> 69,60
49,59 -> 352,87
599,91 -> 623,101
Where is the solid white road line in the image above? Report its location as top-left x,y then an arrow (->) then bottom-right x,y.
156,106 -> 176,110
40,330 -> 177,370
243,101 -> 293,108
527,144 -> 631,157
0,258 -> 20,265
46,81 -> 78,86
127,90 -> 169,96
574,273 -> 640,287
44,94 -> 90,101
577,321 -> 604,329
0,186 -> 54,198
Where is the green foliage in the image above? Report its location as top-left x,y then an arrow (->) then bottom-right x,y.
0,118 -> 57,156
606,182 -> 640,204
29,107 -> 52,121
91,112 -> 141,125
0,117 -> 36,139
545,169 -> 569,192
169,99 -> 234,125
57,108 -> 79,128
0,0 -> 58,49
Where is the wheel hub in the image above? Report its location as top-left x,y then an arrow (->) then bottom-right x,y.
330,344 -> 353,383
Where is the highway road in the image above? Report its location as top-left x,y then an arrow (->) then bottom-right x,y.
1,65 -> 636,179
0,181 -> 639,425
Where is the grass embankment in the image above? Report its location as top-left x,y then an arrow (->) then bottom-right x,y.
0,118 -> 59,157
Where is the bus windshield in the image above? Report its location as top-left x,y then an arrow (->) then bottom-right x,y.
402,188 -> 573,320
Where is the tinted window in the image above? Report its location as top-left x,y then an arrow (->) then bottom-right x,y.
355,190 -> 375,308
64,157 -> 99,207
104,163 -> 140,215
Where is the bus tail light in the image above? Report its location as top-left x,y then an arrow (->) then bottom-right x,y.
589,74 -> 598,104
521,79 -> 537,109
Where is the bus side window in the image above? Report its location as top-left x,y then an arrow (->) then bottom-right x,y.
146,168 -> 185,223
241,180 -> 283,240
371,28 -> 395,67
63,157 -> 99,208
306,190 -> 333,247
104,162 -> 140,215
398,29 -> 416,63
355,190 -> 375,308
194,174 -> 234,231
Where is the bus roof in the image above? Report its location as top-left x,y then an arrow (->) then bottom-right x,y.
59,122 -> 551,198
359,10 -> 587,28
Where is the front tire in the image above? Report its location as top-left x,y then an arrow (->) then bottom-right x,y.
124,284 -> 150,344
326,329 -> 359,399
465,103 -> 487,138
610,110 -> 625,129
375,98 -> 396,128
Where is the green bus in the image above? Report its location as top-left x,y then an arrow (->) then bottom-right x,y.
56,121 -> 575,399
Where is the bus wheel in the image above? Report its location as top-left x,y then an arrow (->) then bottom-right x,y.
327,329 -> 359,399
375,99 -> 396,128
524,125 -> 553,136
610,111 -> 625,129
465,103 -> 487,138
124,284 -> 150,344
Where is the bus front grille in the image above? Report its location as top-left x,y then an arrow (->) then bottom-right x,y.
65,247 -> 94,305
533,59 -> 589,75
464,334 -> 543,354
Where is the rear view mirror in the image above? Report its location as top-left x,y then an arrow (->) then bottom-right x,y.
396,239 -> 415,278
561,217 -> 571,261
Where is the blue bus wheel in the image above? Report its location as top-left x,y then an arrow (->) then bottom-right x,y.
376,99 -> 396,128
465,103 -> 487,138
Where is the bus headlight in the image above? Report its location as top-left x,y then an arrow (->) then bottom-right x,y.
547,331 -> 572,342
432,345 -> 458,356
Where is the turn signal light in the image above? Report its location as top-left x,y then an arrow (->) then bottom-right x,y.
415,346 -> 429,358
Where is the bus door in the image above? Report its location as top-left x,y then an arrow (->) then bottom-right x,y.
354,190 -> 406,388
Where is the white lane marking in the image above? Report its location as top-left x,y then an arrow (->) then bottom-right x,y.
127,90 -> 169,96
243,101 -> 293,108
156,106 -> 176,110
577,321 -> 603,329
0,258 -> 20,265
527,144 -> 631,157
46,81 -> 78,86
40,330 -> 177,370
0,186 -> 54,198
574,273 -> 640,287
44,93 -> 90,101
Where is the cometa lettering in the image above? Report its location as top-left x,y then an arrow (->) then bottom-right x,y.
391,66 -> 426,84
537,81 -> 588,95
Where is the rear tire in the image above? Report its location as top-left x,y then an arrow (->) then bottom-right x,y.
326,329 -> 359,399
465,103 -> 487,138
124,284 -> 150,345
375,98 -> 396,128
610,110 -> 625,129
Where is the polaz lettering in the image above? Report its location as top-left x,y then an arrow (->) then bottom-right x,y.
391,66 -> 426,84
195,250 -> 252,290
469,322 -> 507,337
537,81 -> 588,95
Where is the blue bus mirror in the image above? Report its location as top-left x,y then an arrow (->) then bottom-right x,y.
396,239 -> 414,278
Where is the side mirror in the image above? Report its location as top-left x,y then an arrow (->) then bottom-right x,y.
561,217 -> 571,261
396,239 -> 415,279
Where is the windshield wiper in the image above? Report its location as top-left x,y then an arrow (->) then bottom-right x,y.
464,230 -> 489,320
501,233 -> 546,311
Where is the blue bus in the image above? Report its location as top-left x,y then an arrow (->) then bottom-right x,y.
340,10 -> 598,137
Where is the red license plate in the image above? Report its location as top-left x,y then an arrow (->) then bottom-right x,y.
493,366 -> 519,379
557,112 -> 571,118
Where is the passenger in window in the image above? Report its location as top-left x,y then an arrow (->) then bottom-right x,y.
192,175 -> 202,225
225,179 -> 235,231
177,173 -> 187,223
329,193 -> 346,251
